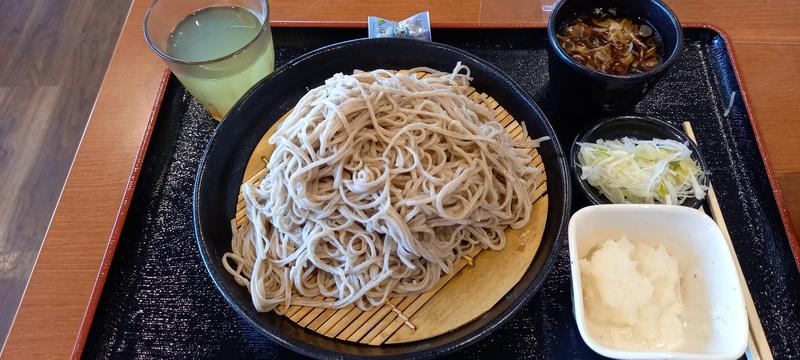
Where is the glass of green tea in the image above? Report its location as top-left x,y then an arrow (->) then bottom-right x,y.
144,0 -> 275,120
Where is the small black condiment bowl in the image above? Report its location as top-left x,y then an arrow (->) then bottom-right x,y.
546,0 -> 683,115
570,115 -> 709,208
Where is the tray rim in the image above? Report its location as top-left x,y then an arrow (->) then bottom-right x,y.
70,23 -> 800,359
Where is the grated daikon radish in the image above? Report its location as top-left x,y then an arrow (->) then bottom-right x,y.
580,237 -> 686,350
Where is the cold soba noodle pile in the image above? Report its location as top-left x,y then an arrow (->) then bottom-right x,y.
223,64 -> 546,312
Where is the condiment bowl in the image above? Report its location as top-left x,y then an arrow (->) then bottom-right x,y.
569,204 -> 748,359
570,115 -> 710,208
546,0 -> 683,114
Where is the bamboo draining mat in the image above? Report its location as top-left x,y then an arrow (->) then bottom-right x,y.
232,72 -> 548,345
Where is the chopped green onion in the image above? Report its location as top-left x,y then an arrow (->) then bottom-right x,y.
577,137 -> 708,204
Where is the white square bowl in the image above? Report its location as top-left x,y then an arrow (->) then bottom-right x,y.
568,204 -> 748,360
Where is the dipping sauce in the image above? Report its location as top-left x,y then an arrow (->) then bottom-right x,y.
557,9 -> 662,75
580,237 -> 686,350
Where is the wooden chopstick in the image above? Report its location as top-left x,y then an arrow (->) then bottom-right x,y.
682,121 -> 773,360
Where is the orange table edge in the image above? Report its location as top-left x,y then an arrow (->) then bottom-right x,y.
1,4 -> 797,359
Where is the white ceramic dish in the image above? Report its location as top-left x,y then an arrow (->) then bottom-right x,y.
568,204 -> 748,360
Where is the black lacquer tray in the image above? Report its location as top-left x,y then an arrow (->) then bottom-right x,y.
82,27 -> 800,359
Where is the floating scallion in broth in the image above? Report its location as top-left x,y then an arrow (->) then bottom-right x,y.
557,9 -> 662,75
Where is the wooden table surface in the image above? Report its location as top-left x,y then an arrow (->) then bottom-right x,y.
2,0 -> 798,358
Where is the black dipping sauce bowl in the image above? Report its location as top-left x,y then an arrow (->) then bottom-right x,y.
571,115 -> 709,208
546,0 -> 683,115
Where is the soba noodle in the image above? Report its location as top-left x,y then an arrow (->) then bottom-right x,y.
223,63 -> 545,312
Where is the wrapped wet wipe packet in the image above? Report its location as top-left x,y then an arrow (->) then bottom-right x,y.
368,11 -> 431,41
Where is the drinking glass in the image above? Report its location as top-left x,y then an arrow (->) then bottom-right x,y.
144,0 -> 275,120
541,0 -> 558,12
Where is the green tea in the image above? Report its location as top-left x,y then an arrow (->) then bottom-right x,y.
167,6 -> 275,120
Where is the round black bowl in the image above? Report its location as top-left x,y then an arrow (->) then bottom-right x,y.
570,115 -> 709,208
546,0 -> 683,115
193,38 -> 572,359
